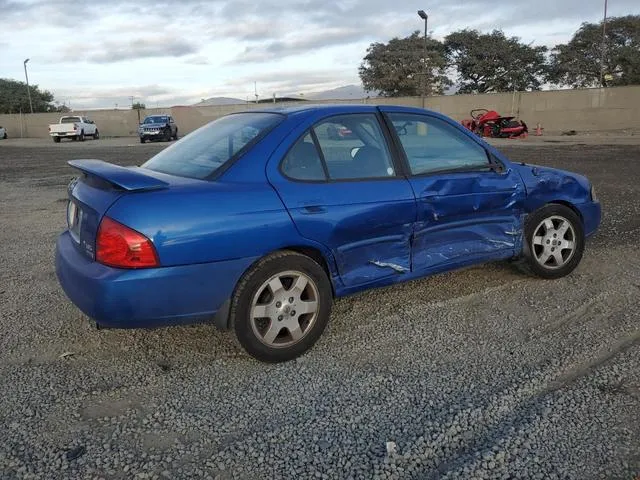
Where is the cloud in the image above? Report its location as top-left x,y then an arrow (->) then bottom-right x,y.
183,55 -> 210,65
2,0 -> 639,109
64,37 -> 198,63
231,27 -> 373,64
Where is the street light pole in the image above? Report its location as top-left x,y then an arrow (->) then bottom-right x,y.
23,58 -> 34,114
600,0 -> 608,87
418,10 -> 429,108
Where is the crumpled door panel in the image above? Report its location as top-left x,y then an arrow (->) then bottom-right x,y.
410,170 -> 526,271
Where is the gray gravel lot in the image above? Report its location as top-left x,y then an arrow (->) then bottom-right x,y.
0,138 -> 638,480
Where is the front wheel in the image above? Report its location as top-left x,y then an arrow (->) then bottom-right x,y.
522,204 -> 585,279
231,251 -> 332,363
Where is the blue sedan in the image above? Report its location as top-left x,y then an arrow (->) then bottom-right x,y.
55,105 -> 601,362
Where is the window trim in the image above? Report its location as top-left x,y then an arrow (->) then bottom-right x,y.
381,112 -> 505,178
280,112 -> 403,184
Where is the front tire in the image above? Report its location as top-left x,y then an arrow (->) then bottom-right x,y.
231,251 -> 332,363
522,204 -> 585,279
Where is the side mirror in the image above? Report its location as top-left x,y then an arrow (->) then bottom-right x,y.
350,147 -> 361,159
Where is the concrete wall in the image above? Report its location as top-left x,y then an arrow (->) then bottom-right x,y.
1,86 -> 639,139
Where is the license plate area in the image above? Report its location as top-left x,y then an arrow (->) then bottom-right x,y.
67,200 -> 82,243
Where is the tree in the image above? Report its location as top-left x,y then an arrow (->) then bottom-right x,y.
132,102 -> 146,110
0,78 -> 57,113
359,32 -> 450,97
548,15 -> 640,88
444,30 -> 548,94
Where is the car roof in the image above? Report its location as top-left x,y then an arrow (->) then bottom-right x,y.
238,103 -> 438,117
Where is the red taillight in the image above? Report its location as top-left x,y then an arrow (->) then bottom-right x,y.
96,217 -> 159,269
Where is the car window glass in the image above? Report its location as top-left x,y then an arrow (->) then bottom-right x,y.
142,113 -> 283,179
389,113 -> 490,175
281,133 -> 326,181
312,114 -> 395,180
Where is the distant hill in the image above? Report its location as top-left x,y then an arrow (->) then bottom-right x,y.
193,85 -> 379,106
193,97 -> 245,106
305,85 -> 378,101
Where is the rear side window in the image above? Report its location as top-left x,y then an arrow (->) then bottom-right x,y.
388,113 -> 489,175
281,133 -> 327,181
313,114 -> 395,180
142,113 -> 283,179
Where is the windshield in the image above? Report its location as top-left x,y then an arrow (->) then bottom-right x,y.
142,112 -> 283,179
61,117 -> 81,124
143,116 -> 168,124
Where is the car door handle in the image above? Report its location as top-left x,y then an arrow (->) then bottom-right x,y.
302,205 -> 326,214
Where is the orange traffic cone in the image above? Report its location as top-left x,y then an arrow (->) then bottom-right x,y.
535,123 -> 543,136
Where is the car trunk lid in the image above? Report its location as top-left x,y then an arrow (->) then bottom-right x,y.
66,160 -> 170,260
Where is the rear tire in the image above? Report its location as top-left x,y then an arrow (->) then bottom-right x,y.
140,137 -> 146,144
53,137 -> 61,143
78,131 -> 85,142
521,204 -> 585,279
173,129 -> 178,140
231,251 -> 332,363
93,130 -> 99,140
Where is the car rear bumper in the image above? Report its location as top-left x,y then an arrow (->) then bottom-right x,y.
576,200 -> 601,237
55,231 -> 256,329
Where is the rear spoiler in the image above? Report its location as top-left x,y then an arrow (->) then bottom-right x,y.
68,159 -> 169,192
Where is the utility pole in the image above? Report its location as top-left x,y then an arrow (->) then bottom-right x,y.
600,0 -> 608,87
23,58 -> 34,114
417,10 -> 429,108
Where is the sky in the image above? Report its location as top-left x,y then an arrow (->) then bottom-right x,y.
1,0 -> 638,109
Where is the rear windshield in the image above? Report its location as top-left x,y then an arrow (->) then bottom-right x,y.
61,117 -> 81,124
143,116 -> 168,124
141,113 -> 283,179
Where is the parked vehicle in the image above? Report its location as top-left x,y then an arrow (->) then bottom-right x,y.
49,116 -> 99,143
138,115 -> 178,143
55,105 -> 601,362
461,109 -> 528,139
0,126 -> 6,139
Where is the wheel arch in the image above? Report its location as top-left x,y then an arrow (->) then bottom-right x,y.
213,245 -> 339,330
544,200 -> 584,225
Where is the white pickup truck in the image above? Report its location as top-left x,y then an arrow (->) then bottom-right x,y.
49,116 -> 99,143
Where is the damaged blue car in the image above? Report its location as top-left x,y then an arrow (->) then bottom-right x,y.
55,105 -> 601,362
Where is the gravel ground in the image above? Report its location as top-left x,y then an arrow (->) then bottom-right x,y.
0,138 -> 638,480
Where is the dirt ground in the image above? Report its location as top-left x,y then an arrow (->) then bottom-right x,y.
0,137 -> 638,479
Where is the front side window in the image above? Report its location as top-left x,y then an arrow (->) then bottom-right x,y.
142,113 -> 283,179
388,113 -> 490,175
312,114 -> 395,180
